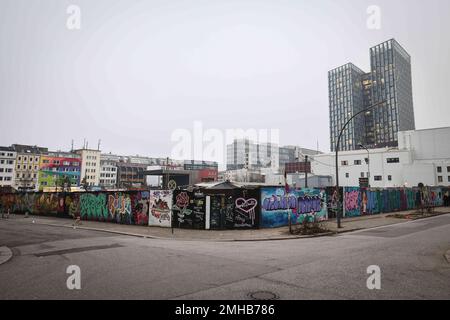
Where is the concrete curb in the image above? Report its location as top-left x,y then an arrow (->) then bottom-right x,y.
0,246 -> 13,265
34,222 -> 336,242
2,218 -> 345,242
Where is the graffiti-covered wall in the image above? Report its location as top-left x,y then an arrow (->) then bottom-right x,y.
325,187 -> 343,219
172,190 -> 206,229
0,192 -> 66,216
260,187 -> 328,228
1,186 -> 447,230
0,191 -> 150,225
208,189 -> 260,229
343,187 -> 360,217
149,190 -> 172,227
343,187 -> 444,217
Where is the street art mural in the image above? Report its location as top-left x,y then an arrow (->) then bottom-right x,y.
107,193 -> 133,224
325,187 -> 343,219
343,187 -> 443,217
65,193 -> 80,218
149,190 -> 172,227
260,187 -> 328,228
234,197 -> 258,228
344,187 -> 360,217
133,191 -> 150,226
0,191 -> 150,225
208,189 -> 260,229
0,186 -> 447,229
80,193 -> 109,221
172,190 -> 206,229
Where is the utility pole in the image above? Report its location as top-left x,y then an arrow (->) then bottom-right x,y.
165,157 -> 169,189
335,100 -> 386,228
304,155 -> 308,188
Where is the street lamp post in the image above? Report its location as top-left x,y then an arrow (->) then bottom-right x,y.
335,101 -> 386,228
359,144 -> 370,188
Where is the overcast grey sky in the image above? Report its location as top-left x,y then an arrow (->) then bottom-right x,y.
1,0 -> 449,163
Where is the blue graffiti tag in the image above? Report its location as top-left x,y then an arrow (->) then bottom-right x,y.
263,195 -> 322,214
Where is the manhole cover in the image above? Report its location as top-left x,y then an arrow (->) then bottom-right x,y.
247,291 -> 279,300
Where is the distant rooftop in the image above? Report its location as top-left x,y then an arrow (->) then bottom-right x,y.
11,144 -> 48,154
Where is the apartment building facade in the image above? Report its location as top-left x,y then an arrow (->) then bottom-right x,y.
99,155 -> 118,189
12,144 -> 48,191
38,152 -> 81,190
0,147 -> 16,187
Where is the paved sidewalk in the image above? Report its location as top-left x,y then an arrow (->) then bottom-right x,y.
1,207 -> 449,241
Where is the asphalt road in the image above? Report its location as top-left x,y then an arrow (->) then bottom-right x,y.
0,215 -> 449,300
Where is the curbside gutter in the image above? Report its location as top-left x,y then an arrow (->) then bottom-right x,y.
0,246 -> 13,265
1,218 -> 342,242
40,224 -> 336,242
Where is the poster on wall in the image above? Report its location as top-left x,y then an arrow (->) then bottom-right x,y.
260,187 -> 328,228
149,190 -> 172,227
172,190 -> 206,229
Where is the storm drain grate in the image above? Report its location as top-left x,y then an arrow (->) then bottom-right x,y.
247,291 -> 279,300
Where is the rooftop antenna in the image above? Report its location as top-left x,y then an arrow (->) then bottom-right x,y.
86,141 -> 89,149
83,138 -> 86,149
71,139 -> 74,152
97,139 -> 101,151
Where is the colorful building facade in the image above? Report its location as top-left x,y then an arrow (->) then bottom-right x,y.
38,153 -> 81,190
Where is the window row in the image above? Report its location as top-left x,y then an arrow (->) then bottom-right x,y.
437,176 -> 450,183
17,165 -> 38,170
18,157 -> 39,163
42,160 -> 80,166
436,166 -> 450,173
16,173 -> 37,178
344,173 -> 391,181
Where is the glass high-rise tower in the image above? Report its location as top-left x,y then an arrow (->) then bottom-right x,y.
328,63 -> 366,152
328,39 -> 415,152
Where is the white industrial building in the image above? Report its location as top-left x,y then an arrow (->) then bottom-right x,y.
310,127 -> 450,188
99,156 -> 118,189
